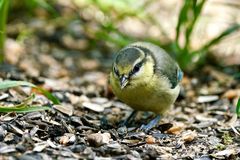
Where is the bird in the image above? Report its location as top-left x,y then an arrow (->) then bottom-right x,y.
109,42 -> 183,132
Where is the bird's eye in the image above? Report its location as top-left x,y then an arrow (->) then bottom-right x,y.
131,62 -> 142,75
113,66 -> 119,76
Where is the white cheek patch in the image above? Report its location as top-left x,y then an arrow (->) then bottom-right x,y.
132,66 -> 144,78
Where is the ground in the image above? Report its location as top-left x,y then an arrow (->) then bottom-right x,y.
0,41 -> 239,159
0,1 -> 240,159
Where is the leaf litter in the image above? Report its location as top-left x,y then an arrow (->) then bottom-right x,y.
1,60 -> 240,159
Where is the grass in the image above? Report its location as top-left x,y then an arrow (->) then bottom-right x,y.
76,0 -> 240,71
76,0 -> 163,49
0,0 -> 9,63
0,80 -> 60,113
23,0 -> 58,17
0,0 -> 58,63
237,98 -> 240,117
173,0 -> 240,71
4,0 -> 240,70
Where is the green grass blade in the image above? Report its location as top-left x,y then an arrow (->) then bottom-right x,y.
36,87 -> 60,104
198,24 -> 240,52
14,93 -> 35,108
184,0 -> 206,50
193,0 -> 206,17
32,0 -> 58,17
0,0 -> 9,62
0,80 -> 36,89
0,105 -> 51,113
24,0 -> 58,17
175,1 -> 191,43
0,80 -> 60,104
237,98 -> 240,117
0,80 -> 57,113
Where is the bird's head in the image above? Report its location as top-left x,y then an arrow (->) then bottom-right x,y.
111,46 -> 154,89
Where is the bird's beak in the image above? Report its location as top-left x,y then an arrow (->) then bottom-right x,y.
120,75 -> 129,89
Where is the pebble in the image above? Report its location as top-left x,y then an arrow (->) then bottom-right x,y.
194,155 -> 212,160
69,144 -> 86,153
107,142 -> 122,149
152,132 -> 169,139
195,115 -> 218,123
208,136 -> 221,145
167,124 -> 184,135
59,133 -> 76,145
0,144 -> 16,154
4,133 -> 15,142
0,126 -> 6,141
33,142 -> 48,152
130,150 -> 141,159
91,97 -> 108,104
214,149 -> 236,158
117,126 -> 128,136
87,133 -> 111,147
82,102 -> 105,112
145,135 -> 156,144
66,92 -> 81,105
222,89 -> 240,99
106,142 -> 127,154
197,95 -> 219,103
23,112 -> 42,119
121,139 -> 140,144
0,93 -> 9,100
9,124 -> 24,135
16,144 -> 26,152
181,130 -> 197,142
53,104 -> 73,116
18,154 -> 39,160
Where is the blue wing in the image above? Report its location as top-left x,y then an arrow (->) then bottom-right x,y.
177,69 -> 183,82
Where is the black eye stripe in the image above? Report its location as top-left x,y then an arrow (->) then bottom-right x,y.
113,65 -> 119,76
134,63 -> 141,71
129,62 -> 142,76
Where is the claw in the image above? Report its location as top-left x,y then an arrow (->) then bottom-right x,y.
140,115 -> 161,132
118,111 -> 138,127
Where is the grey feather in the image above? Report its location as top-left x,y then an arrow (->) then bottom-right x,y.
130,42 -> 182,89
115,47 -> 145,67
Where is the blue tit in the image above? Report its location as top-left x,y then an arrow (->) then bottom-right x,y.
109,42 -> 183,131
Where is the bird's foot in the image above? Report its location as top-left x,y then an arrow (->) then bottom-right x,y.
140,115 -> 161,132
118,110 -> 138,127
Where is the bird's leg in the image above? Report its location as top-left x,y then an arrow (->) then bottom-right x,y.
140,115 -> 161,132
119,110 -> 138,127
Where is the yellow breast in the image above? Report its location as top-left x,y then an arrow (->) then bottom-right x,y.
110,73 -> 180,114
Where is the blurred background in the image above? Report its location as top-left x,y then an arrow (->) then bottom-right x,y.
0,0 -> 240,80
